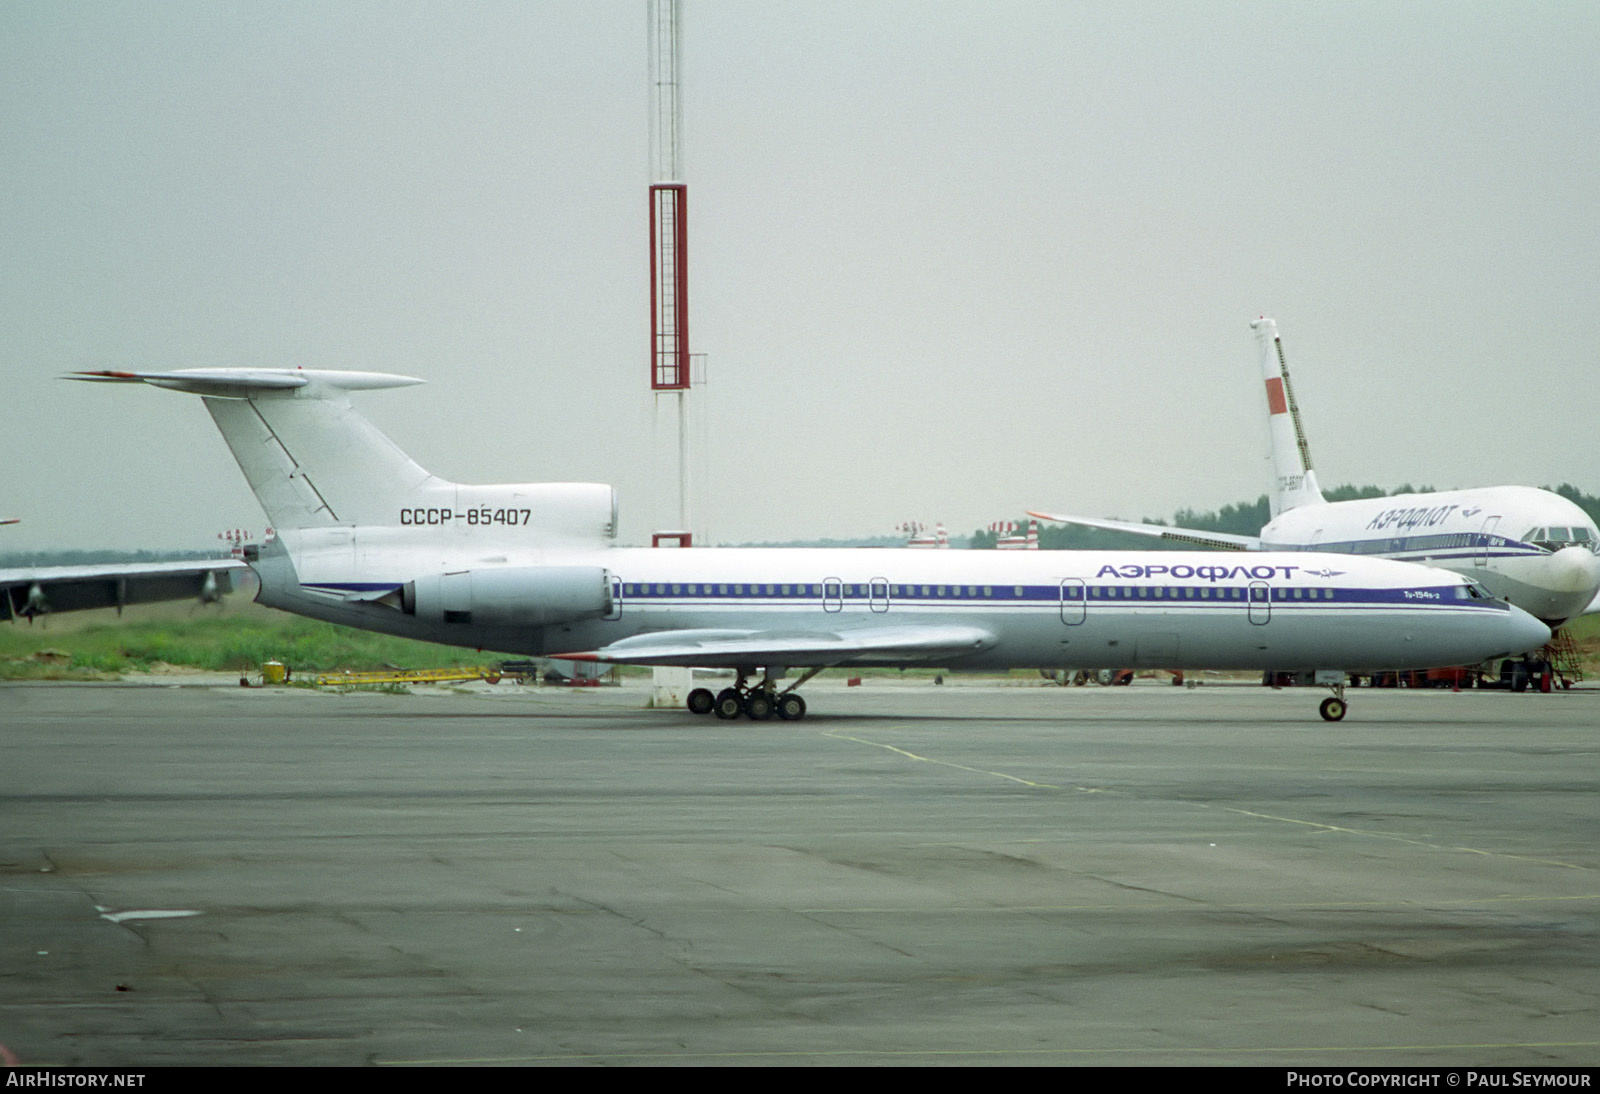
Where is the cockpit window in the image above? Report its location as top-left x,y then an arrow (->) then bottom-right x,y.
1526,525 -> 1599,552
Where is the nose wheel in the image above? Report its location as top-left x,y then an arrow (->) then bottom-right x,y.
1318,682 -> 1348,722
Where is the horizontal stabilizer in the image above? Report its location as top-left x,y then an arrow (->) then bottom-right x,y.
552,624 -> 998,668
1026,510 -> 1259,551
67,369 -> 423,397
72,367 -> 437,529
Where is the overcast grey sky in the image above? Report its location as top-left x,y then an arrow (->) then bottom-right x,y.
4,1 -> 1597,552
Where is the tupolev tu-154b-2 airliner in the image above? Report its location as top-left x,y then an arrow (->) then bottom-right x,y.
72,368 -> 1549,721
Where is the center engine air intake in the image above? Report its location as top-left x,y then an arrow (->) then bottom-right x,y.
402,566 -> 613,627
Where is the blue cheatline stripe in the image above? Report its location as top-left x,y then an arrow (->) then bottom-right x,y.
1265,533 -> 1545,558
301,579 -> 1504,611
609,582 -> 1496,609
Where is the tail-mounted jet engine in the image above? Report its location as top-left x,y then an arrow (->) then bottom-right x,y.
402,566 -> 613,627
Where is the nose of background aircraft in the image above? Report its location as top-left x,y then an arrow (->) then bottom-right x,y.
1550,546 -> 1600,597
1522,547 -> 1600,625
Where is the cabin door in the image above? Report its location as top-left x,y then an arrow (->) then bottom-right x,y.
1059,579 -> 1086,624
1248,580 -> 1271,625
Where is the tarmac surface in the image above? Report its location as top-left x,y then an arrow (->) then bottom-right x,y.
2,675 -> 1597,1066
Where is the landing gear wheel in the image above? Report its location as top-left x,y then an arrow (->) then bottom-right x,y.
745,692 -> 775,721
686,688 -> 715,716
775,693 -> 807,721
713,689 -> 745,720
1319,697 -> 1347,722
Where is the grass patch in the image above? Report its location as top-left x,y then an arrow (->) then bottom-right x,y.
0,601 -> 490,679
1562,612 -> 1600,676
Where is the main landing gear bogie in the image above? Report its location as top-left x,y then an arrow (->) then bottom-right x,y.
690,672 -> 818,722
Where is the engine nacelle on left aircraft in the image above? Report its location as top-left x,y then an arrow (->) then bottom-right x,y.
401,566 -> 613,627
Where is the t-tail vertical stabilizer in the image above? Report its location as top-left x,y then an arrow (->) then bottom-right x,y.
70,369 -> 432,530
1252,317 -> 1326,517
67,368 -> 618,548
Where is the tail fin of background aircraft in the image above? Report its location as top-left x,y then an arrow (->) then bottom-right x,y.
70,369 -> 435,530
1250,318 -> 1327,517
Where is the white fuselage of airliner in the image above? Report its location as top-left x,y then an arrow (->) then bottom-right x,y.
73,366 -> 1552,720
251,533 -> 1545,679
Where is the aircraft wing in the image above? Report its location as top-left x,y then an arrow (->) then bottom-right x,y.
552,624 -> 998,668
1026,510 -> 1260,551
0,559 -> 246,621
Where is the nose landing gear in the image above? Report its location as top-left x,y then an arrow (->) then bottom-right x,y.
1319,680 -> 1348,722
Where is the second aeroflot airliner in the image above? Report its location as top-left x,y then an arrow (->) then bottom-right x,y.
72,367 -> 1549,721
1032,317 -> 1600,628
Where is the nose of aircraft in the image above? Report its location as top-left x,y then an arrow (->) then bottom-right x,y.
1503,603 -> 1553,656
1551,545 -> 1600,594
1530,547 -> 1600,625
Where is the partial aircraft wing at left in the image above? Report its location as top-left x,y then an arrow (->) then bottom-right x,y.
0,559 -> 247,621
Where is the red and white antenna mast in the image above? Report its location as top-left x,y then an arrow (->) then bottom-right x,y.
649,0 -> 693,543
